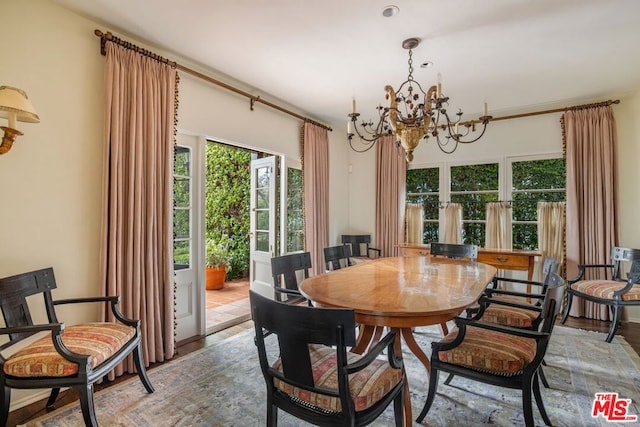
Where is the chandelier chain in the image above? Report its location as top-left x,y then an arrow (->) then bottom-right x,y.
407,49 -> 414,81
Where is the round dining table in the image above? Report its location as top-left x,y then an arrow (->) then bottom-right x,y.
299,255 -> 497,425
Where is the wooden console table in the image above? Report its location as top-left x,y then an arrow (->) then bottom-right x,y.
397,243 -> 541,282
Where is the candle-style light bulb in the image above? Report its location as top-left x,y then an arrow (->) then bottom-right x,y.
352,99 -> 357,114
482,101 -> 488,117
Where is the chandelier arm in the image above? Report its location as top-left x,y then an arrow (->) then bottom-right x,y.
348,137 -> 378,153
453,122 -> 490,144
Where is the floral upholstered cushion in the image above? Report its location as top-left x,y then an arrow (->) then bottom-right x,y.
572,280 -> 640,301
437,325 -> 537,375
272,344 -> 402,413
4,322 -> 135,377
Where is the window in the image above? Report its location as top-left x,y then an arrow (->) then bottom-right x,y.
510,157 -> 566,250
406,167 -> 440,242
406,155 -> 565,249
450,163 -> 499,246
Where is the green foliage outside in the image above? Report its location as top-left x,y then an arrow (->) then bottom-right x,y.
406,158 -> 566,249
206,142 -> 251,279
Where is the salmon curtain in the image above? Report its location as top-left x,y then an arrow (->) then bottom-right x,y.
563,105 -> 619,320
375,137 -> 407,257
303,122 -> 329,276
100,42 -> 177,376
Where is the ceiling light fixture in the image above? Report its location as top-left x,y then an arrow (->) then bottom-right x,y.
382,5 -> 399,17
348,38 -> 491,162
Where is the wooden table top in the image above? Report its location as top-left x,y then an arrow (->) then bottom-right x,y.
299,256 -> 497,322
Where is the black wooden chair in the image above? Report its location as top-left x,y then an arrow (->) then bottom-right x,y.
270,252 -> 312,305
324,244 -> 352,271
341,234 -> 381,265
475,257 -> 560,330
561,246 -> 640,342
249,290 -> 404,426
0,267 -> 154,427
465,257 -> 559,389
430,242 -> 479,260
416,272 -> 565,427
428,242 -> 479,335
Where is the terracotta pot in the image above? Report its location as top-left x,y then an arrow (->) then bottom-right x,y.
205,266 -> 226,290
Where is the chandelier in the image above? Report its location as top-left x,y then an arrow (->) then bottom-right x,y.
347,38 -> 492,162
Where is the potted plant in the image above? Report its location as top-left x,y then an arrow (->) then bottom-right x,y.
205,240 -> 229,290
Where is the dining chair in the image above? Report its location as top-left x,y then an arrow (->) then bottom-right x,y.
270,252 -> 312,305
249,290 -> 405,426
464,257 -> 559,388
561,246 -> 640,342
324,244 -> 352,271
430,242 -> 479,260
0,267 -> 154,427
341,234 -> 382,265
477,257 -> 559,330
416,271 -> 566,427
428,242 -> 479,335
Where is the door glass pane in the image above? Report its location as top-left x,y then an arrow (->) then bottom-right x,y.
174,209 -> 190,238
257,189 -> 270,209
256,231 -> 269,252
175,147 -> 190,176
257,166 -> 270,188
173,240 -> 190,270
173,146 -> 191,269
286,167 -> 304,252
174,178 -> 190,207
257,210 -> 270,230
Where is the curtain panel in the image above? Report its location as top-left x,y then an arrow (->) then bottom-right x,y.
563,105 -> 619,320
537,201 -> 566,274
442,203 -> 463,244
375,137 -> 407,257
485,202 -> 512,249
302,122 -> 329,276
405,203 -> 424,244
100,42 -> 177,376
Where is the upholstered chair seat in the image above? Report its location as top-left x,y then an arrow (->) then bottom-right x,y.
477,294 -> 542,328
438,325 -> 537,375
4,323 -> 135,377
571,280 -> 640,301
273,344 -> 403,413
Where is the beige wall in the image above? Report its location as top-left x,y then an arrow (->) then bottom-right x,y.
1,0 -> 639,410
0,0 -> 349,409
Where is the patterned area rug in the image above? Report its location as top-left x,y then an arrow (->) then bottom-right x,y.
23,324 -> 640,426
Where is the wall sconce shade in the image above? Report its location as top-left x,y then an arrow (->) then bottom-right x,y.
0,85 -> 40,155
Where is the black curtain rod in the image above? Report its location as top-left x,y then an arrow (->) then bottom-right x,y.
94,29 -> 333,132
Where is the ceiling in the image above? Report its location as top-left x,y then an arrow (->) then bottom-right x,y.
52,0 -> 640,126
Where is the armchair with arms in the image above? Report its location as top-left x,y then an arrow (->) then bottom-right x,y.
561,246 -> 640,342
416,272 -> 566,427
0,267 -> 154,427
270,251 -> 312,305
250,290 -> 404,426
341,234 -> 381,265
